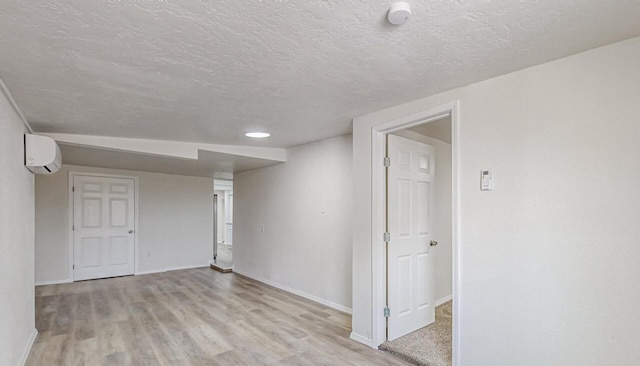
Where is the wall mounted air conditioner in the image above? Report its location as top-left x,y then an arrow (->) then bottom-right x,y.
24,134 -> 61,174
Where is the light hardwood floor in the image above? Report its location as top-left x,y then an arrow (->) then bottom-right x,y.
27,268 -> 409,365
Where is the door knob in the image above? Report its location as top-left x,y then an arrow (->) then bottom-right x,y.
430,240 -> 438,246
128,230 -> 134,234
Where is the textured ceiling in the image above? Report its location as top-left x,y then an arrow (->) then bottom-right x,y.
58,144 -> 279,178
1,1 -> 640,148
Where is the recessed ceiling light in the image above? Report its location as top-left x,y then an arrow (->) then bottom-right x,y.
245,132 -> 270,138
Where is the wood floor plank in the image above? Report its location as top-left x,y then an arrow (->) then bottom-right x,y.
116,318 -> 162,366
27,268 -> 411,366
212,350 -> 251,366
96,320 -> 128,364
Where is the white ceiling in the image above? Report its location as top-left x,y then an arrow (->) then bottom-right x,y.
1,1 -> 640,149
59,144 -> 281,179
37,131 -> 286,176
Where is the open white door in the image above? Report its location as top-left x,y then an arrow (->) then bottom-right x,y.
387,134 -> 436,341
73,175 -> 135,281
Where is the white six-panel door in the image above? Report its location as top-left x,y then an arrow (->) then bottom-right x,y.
73,175 -> 135,281
387,134 -> 436,340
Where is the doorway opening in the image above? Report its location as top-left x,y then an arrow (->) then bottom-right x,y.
368,101 -> 460,365
380,116 -> 453,366
210,179 -> 233,273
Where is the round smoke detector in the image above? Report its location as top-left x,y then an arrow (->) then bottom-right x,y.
388,2 -> 412,25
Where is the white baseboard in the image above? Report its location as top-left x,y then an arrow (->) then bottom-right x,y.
350,332 -> 376,348
38,265 -> 210,284
20,328 -> 38,365
135,269 -> 163,276
165,263 -> 209,272
35,279 -> 71,286
435,294 -> 453,307
234,270 -> 352,315
136,263 -> 209,276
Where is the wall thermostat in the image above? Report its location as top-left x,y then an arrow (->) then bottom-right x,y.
481,169 -> 493,191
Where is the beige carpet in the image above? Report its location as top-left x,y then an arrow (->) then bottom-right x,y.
379,301 -> 452,366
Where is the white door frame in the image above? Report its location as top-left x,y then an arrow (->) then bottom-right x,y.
68,171 -> 140,281
370,100 -> 460,365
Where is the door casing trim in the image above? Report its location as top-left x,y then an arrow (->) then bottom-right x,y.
370,100 -> 460,366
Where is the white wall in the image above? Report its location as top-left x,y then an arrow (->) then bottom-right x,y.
234,134 -> 353,312
0,89 -> 36,364
353,36 -> 640,365
35,164 -> 214,283
392,129 -> 453,304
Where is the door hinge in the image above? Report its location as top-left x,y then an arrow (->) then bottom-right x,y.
72,186 -> 75,192
383,232 -> 391,242
72,225 -> 75,231
384,307 -> 390,317
383,156 -> 390,167
72,264 -> 75,269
